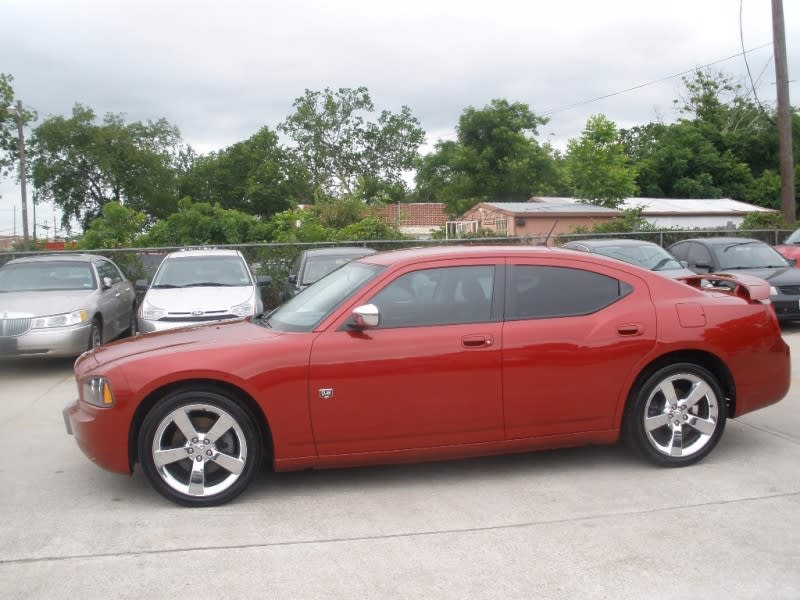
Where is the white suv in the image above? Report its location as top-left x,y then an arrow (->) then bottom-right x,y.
136,249 -> 270,333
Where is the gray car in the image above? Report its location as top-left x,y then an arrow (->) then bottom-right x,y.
0,254 -> 136,357
562,239 -> 695,279
137,248 -> 270,333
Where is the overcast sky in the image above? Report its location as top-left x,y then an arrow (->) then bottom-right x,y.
1,0 -> 798,237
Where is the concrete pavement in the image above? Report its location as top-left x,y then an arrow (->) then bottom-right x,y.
1,330 -> 798,599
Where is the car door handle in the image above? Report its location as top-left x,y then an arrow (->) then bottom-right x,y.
462,334 -> 493,348
617,324 -> 643,336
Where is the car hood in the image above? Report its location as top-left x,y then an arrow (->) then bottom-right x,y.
718,266 -> 800,284
85,318 -> 279,368
0,290 -> 95,317
143,286 -> 254,312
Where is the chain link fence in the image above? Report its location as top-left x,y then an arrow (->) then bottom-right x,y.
0,229 -> 795,308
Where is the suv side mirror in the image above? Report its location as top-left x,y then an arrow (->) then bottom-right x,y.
135,279 -> 150,291
288,274 -> 297,285
256,275 -> 272,286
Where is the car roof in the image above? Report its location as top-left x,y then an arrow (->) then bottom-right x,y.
163,248 -> 242,259
4,253 -> 100,265
674,237 -> 763,247
564,239 -> 661,248
303,247 -> 377,258
360,245 -> 560,267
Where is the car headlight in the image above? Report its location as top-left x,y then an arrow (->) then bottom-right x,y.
770,286 -> 779,296
81,376 -> 115,407
230,300 -> 255,316
141,302 -> 166,321
31,310 -> 88,329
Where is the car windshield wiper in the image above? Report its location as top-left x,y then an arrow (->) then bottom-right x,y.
722,241 -> 759,252
151,283 -> 184,289
256,307 -> 279,328
185,282 -> 235,287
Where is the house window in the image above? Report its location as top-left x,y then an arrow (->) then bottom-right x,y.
495,218 -> 508,234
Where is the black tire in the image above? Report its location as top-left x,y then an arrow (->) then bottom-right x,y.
125,305 -> 138,337
88,318 -> 102,350
138,388 -> 261,507
624,363 -> 727,467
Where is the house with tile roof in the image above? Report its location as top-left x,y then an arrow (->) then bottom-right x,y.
375,203 -> 450,238
459,202 -> 622,242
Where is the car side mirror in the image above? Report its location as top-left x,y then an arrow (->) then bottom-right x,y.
135,279 -> 150,291
789,258 -> 797,267
288,274 -> 297,285
349,304 -> 380,329
256,275 -> 272,286
101,276 -> 113,290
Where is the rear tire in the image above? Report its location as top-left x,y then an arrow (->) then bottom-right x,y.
624,363 -> 726,467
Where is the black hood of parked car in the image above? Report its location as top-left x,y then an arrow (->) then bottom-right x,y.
718,266 -> 800,285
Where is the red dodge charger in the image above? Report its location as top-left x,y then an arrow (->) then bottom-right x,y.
64,246 -> 790,506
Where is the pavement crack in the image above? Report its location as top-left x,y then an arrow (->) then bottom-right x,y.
1,490 -> 798,567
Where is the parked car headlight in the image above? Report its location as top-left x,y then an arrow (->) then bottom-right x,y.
31,310 -> 88,329
141,302 -> 166,321
770,286 -> 779,296
81,376 -> 115,407
230,300 -> 255,316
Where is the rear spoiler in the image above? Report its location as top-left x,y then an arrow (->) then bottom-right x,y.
680,273 -> 772,303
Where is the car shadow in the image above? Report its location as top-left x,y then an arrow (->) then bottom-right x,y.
0,356 -> 75,374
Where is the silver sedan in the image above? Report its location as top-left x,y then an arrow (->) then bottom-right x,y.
0,254 -> 136,357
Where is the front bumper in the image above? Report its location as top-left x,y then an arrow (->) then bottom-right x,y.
137,316 -> 239,334
0,322 -> 92,358
771,294 -> 800,320
63,398 -> 132,474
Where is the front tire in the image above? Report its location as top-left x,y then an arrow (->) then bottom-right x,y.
88,319 -> 102,350
624,363 -> 727,467
139,389 -> 261,507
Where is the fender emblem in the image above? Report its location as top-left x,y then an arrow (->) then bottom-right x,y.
318,388 -> 334,400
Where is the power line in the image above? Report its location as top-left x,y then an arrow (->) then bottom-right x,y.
541,42 -> 774,117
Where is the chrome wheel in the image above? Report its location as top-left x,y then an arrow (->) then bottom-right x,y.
88,320 -> 102,350
151,403 -> 247,498
643,373 -> 720,458
625,363 -> 726,467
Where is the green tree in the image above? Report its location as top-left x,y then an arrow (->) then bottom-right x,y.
279,86 -> 424,197
178,126 -> 311,217
565,114 -> 638,208
0,73 -> 37,179
415,99 -> 564,215
80,202 -> 147,248
30,104 -> 184,228
140,198 -> 272,246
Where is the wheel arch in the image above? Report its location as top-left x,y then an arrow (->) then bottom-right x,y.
128,379 -> 274,472
624,349 -> 736,423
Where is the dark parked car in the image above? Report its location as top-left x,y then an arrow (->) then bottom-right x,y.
669,237 -> 800,320
562,239 -> 694,279
0,254 -> 136,357
285,247 -> 377,299
65,246 -> 789,506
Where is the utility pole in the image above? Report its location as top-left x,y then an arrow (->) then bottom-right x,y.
8,100 -> 30,250
772,0 -> 795,223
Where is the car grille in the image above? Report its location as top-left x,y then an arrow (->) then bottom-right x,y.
161,313 -> 237,323
778,285 -> 800,295
0,318 -> 32,337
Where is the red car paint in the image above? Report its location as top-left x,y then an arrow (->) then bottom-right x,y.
66,246 -> 790,477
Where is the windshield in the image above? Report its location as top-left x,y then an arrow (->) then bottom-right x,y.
302,254 -> 368,285
152,255 -> 252,288
266,261 -> 382,332
593,244 -> 682,271
784,229 -> 800,244
0,261 -> 97,292
718,242 -> 789,270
